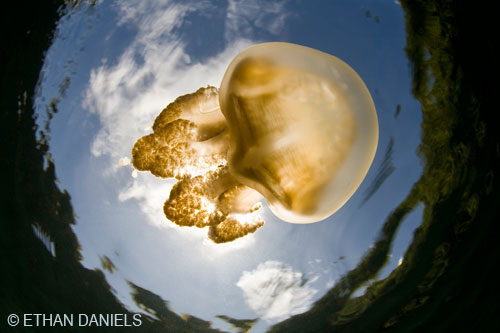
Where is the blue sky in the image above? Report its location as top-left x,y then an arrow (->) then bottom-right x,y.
35,0 -> 422,331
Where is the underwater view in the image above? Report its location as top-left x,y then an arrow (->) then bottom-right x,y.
1,0 -> 498,332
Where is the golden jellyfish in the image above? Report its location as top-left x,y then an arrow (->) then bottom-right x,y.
131,42 -> 378,243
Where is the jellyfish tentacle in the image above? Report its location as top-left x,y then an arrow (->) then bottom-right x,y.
164,169 -> 227,228
131,86 -> 229,179
153,86 -> 224,134
163,166 -> 265,242
208,214 -> 264,244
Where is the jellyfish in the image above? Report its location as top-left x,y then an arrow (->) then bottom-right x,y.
131,86 -> 228,179
131,42 -> 378,243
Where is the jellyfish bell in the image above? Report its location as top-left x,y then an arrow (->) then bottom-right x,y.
219,42 -> 378,223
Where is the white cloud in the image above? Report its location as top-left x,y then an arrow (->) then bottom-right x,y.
84,2 -> 229,161
118,173 -> 177,228
236,261 -> 317,321
225,0 -> 290,41
118,157 -> 131,166
82,0 -> 291,230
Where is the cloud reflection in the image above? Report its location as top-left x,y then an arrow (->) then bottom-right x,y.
236,261 -> 317,321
